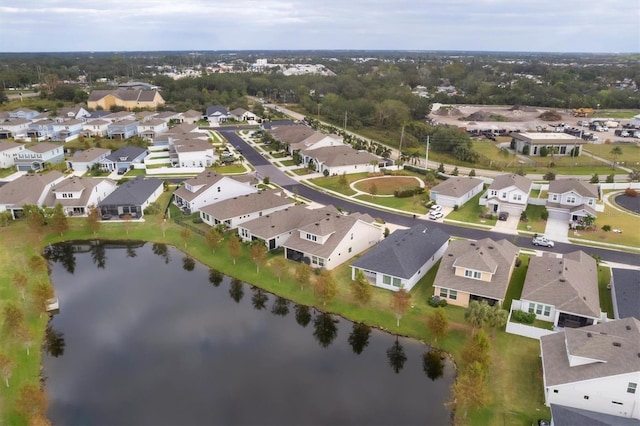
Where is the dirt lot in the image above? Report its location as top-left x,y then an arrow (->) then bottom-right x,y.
429,103 -> 637,145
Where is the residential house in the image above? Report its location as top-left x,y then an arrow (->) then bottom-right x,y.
99,176 -> 164,218
351,224 -> 450,292
546,178 -> 600,224
154,111 -> 182,123
181,109 -> 203,125
43,176 -> 117,216
540,318 -> 640,421
0,118 -> 31,139
432,238 -> 519,307
483,174 -> 532,215
549,404 -> 640,426
229,108 -> 257,121
86,110 -> 112,121
200,189 -> 295,229
611,269 -> 640,320
15,142 -> 65,171
512,132 -> 585,156
87,89 -> 165,111
8,108 -> 39,120
269,124 -> 316,151
0,171 -> 65,218
430,177 -> 485,208
282,210 -> 381,270
304,145 -> 381,175
26,119 -> 56,141
0,141 -> 26,168
169,137 -> 215,168
56,106 -> 91,121
237,205 -> 337,250
205,105 -> 229,125
289,132 -> 344,155
173,171 -> 258,214
137,119 -> 168,140
51,119 -> 84,142
99,146 -> 147,172
82,119 -> 111,137
103,111 -> 136,122
107,120 -> 139,139
67,148 -> 112,172
515,251 -> 601,328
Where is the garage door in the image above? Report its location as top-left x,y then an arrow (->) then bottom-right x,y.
501,204 -> 524,216
547,209 -> 569,221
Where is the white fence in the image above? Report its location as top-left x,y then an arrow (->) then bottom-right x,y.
505,302 -> 557,340
145,166 -> 204,175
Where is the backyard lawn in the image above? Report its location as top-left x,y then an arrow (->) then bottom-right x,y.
445,192 -> 497,226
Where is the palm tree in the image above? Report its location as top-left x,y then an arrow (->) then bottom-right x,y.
610,146 -> 623,169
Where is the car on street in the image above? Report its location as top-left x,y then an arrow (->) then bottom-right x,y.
532,236 -> 555,247
428,211 -> 444,220
429,204 -> 442,213
498,211 -> 509,221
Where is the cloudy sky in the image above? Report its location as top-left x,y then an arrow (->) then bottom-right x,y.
0,0 -> 637,53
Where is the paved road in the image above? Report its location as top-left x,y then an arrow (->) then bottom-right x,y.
217,127 -> 640,267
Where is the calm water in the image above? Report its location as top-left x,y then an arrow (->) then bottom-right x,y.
43,241 -> 454,426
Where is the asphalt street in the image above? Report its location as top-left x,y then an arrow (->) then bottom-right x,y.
214,126 -> 640,267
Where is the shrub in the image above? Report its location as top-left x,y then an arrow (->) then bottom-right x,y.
522,145 -> 530,155
451,166 -> 459,176
428,296 -> 448,308
438,163 -> 445,173
601,224 -> 612,232
539,146 -> 549,157
263,176 -> 270,185
322,169 -> 329,177
606,173 -> 615,183
543,172 -> 556,181
625,187 -> 638,197
520,211 -> 527,221
515,257 -> 522,267
393,187 -> 424,198
383,227 -> 390,238
541,210 -> 549,220
469,169 -> 476,177
512,310 -> 536,324
590,173 -> 600,183
193,217 -> 203,224
453,204 -> 459,211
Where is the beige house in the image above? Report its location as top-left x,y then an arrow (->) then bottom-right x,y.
512,132 -> 585,156
430,176 -> 485,208
87,89 -> 165,111
433,238 -> 519,307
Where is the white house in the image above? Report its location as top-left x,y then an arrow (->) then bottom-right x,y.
180,110 -> 203,125
0,141 -> 26,169
26,119 -> 56,141
0,118 -> 31,140
515,251 -> 601,328
512,132 -> 586,156
430,177 -> 485,208
290,132 -> 343,155
228,108 -> 257,122
82,119 -> 111,137
15,142 -> 65,171
546,178 -> 600,223
51,119 -> 84,142
173,171 -> 258,214
540,317 -> 640,421
351,224 -> 450,292
137,119 -> 168,140
169,137 -> 215,168
56,106 -> 91,121
199,189 -> 295,229
67,148 -> 112,172
282,210 -> 382,270
303,145 -> 382,176
42,176 -> 118,216
0,171 -> 66,219
205,105 -> 229,125
482,174 -> 532,216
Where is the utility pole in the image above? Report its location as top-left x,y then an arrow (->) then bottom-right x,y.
425,135 -> 430,172
343,110 -> 348,130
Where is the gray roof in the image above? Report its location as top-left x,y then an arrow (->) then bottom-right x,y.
43,177 -> 115,209
431,177 -> 484,198
25,142 -> 63,154
99,176 -> 162,206
172,138 -> 212,153
0,171 -> 64,206
548,178 -> 599,198
308,145 -> 380,167
173,171 -> 226,202
0,141 -> 24,152
70,148 -> 111,163
550,404 -> 640,426
513,132 -> 585,145
181,109 -> 202,118
433,238 -> 519,300
282,211 -> 376,259
200,189 -> 294,220
206,105 -> 228,116
269,124 -> 316,145
351,224 -> 450,279
104,146 -> 147,163
240,205 -> 341,240
522,251 -> 600,318
488,174 -> 532,193
166,123 -> 199,135
540,317 -> 640,387
229,107 -> 250,116
612,268 -> 640,320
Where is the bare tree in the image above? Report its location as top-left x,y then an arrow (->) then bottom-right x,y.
227,234 -> 241,265
0,353 -> 14,387
86,205 -> 101,235
249,241 -> 267,273
314,269 -> 337,306
205,225 -> 224,253
391,288 -> 411,327
180,227 -> 192,248
13,272 -> 28,301
294,262 -> 311,290
271,257 -> 288,282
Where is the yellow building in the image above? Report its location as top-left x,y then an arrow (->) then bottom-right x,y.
87,89 -> 165,111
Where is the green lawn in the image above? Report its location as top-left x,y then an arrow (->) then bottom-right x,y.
354,193 -> 429,214
445,192 -> 497,226
589,110 -> 640,119
584,143 -> 640,165
598,266 -> 614,318
503,255 -> 530,310
126,169 -> 146,177
291,168 -> 315,176
309,173 -> 371,196
279,159 -> 297,167
0,167 -> 17,178
569,199 -> 640,248
517,205 -> 548,233
208,164 -> 247,174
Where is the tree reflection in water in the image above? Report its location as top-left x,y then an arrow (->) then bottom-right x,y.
348,323 -> 371,355
423,349 -> 445,381
271,297 -> 289,317
294,304 -> 311,327
312,312 -> 338,348
251,286 -> 268,310
387,336 -> 407,374
229,278 -> 244,303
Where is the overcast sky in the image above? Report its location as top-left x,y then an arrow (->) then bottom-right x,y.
0,0 -> 638,53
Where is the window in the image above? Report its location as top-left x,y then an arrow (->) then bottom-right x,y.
553,389 -> 559,394
552,194 -> 558,201
543,305 -> 551,317
392,277 -> 402,288
348,247 -> 352,253
217,186 -> 221,192
305,233 -> 317,242
464,269 -> 481,279
350,233 -> 353,240
512,194 -> 522,201
383,275 -> 391,285
490,190 -> 497,197
567,196 -> 576,204
449,290 -> 457,300
439,288 -> 447,298
536,304 -> 543,315
628,383 -> 637,394
528,305 -> 535,314
584,395 -> 589,400
465,270 -> 472,278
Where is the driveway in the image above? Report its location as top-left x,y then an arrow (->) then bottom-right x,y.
491,214 -> 520,235
543,217 -> 570,243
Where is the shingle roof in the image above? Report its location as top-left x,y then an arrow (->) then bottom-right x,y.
431,177 -> 484,198
104,146 -> 147,163
269,124 -> 316,145
612,268 -> 640,320
240,205 -> 340,240
0,141 -> 24,152
43,177 -> 115,208
88,89 -> 161,103
173,171 -> 226,202
351,224 -> 450,279
206,105 -> 228,116
181,109 -> 202,118
550,404 -> 640,426
25,142 -> 62,154
229,108 -> 249,116
199,189 -> 294,220
540,317 -> 640,387
548,178 -> 599,198
99,176 -> 162,206
172,138 -> 212,153
522,251 -> 600,318
70,148 -> 111,163
0,171 -> 64,206
308,145 -> 379,167
488,174 -> 532,193
433,238 -> 519,300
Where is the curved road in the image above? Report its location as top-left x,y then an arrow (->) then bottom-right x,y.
215,126 -> 640,267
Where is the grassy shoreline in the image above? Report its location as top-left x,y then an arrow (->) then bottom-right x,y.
0,210 -> 548,425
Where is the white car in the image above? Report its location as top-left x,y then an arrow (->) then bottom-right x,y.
429,204 -> 442,213
428,211 -> 444,220
532,236 -> 555,247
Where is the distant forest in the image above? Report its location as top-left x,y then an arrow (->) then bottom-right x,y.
1,51 -> 638,155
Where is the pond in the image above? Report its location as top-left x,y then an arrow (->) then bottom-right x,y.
42,241 -> 454,425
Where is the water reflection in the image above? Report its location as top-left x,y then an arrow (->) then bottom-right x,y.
182,255 -> 195,271
43,241 -> 453,425
423,349 -> 446,381
387,336 -> 408,374
90,242 -> 106,268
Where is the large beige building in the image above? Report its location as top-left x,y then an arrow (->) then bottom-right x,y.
87,89 -> 165,111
